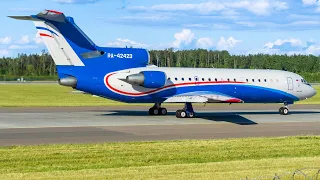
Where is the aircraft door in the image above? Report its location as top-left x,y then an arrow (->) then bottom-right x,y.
194,76 -> 199,85
287,77 -> 294,90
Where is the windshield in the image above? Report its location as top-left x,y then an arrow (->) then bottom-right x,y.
301,79 -> 311,86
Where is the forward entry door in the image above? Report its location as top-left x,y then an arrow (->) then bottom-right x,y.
287,77 -> 294,90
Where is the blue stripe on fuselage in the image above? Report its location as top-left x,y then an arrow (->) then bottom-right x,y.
36,27 -> 59,37
75,79 -> 299,103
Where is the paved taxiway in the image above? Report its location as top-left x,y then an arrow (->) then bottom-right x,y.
0,104 -> 319,146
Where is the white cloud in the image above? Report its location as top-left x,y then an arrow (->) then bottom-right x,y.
272,1 -> 288,10
34,34 -> 43,44
8,45 -> 38,50
196,37 -> 214,49
306,45 -> 320,54
172,29 -> 195,48
217,37 -> 241,50
264,38 -> 304,49
130,0 -> 287,15
0,49 -> 9,56
262,38 -> 320,55
17,35 -> 30,44
139,2 -> 225,14
301,0 -> 320,12
107,38 -> 148,48
54,0 -> 100,4
302,0 -> 318,5
213,24 -> 229,29
235,21 -> 256,27
0,37 -> 12,45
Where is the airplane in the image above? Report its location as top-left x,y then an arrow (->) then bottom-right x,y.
9,10 -> 317,118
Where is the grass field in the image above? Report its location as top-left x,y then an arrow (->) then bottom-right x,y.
0,84 -> 319,107
0,136 -> 319,179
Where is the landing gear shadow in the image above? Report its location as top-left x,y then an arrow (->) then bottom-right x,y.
100,110 -> 320,125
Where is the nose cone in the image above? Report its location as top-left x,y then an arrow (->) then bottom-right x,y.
306,86 -> 317,99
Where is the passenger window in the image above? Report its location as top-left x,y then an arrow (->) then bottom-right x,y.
175,78 -> 178,81
227,78 -> 230,82
195,77 -> 198,81
264,79 -> 267,82
234,78 -> 236,82
252,79 -> 255,82
168,77 -> 171,80
202,78 -> 205,81
246,79 -> 248,82
189,78 -> 192,81
181,78 -> 184,81
208,78 -> 211,81
258,79 -> 261,82
215,78 -> 218,82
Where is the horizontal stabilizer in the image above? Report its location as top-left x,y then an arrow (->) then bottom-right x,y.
8,10 -> 66,23
8,16 -> 41,21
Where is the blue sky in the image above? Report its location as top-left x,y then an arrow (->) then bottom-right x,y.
1,0 -> 320,57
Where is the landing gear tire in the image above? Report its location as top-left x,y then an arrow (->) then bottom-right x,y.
279,107 -> 289,115
176,110 -> 182,118
176,110 -> 187,118
149,108 -> 154,115
153,108 -> 159,115
188,112 -> 195,118
160,108 -> 167,115
149,107 -> 167,116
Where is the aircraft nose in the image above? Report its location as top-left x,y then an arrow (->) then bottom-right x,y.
307,86 -> 317,99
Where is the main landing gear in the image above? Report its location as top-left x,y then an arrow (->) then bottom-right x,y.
279,102 -> 290,115
176,102 -> 196,118
149,103 -> 167,116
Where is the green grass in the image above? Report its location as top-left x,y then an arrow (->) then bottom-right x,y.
0,84 -> 125,107
0,84 -> 319,107
0,136 -> 320,179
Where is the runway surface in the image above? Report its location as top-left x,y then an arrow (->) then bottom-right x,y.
0,104 -> 319,146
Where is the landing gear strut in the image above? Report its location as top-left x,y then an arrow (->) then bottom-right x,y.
149,103 -> 167,116
279,102 -> 290,115
176,102 -> 196,118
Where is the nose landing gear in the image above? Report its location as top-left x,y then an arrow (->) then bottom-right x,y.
279,102 -> 291,115
279,107 -> 289,115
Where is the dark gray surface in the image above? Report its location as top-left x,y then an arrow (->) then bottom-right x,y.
0,104 -> 319,146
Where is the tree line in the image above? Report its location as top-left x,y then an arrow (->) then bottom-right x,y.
0,49 -> 319,82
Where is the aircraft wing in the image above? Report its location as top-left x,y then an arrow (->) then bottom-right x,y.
164,91 -> 243,103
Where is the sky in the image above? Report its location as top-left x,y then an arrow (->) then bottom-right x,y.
1,0 -> 320,57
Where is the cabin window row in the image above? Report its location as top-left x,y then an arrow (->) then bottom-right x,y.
167,77 -> 280,83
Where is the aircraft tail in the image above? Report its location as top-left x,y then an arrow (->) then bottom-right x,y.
9,10 -> 97,67
9,10 -> 151,91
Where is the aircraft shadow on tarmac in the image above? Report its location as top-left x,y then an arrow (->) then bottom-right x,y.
100,110 -> 320,125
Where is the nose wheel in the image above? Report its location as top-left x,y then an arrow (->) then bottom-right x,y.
279,107 -> 289,115
149,103 -> 167,116
279,102 -> 291,115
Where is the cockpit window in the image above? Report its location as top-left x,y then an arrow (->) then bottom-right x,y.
301,79 -> 311,85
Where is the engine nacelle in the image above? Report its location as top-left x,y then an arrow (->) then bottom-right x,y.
58,76 -> 77,88
126,71 -> 167,88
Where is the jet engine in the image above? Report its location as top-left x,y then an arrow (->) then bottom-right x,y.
126,71 -> 167,88
58,76 -> 77,88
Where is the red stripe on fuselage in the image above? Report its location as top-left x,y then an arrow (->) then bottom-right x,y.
105,73 -> 247,96
47,10 -> 63,14
39,33 -> 53,38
